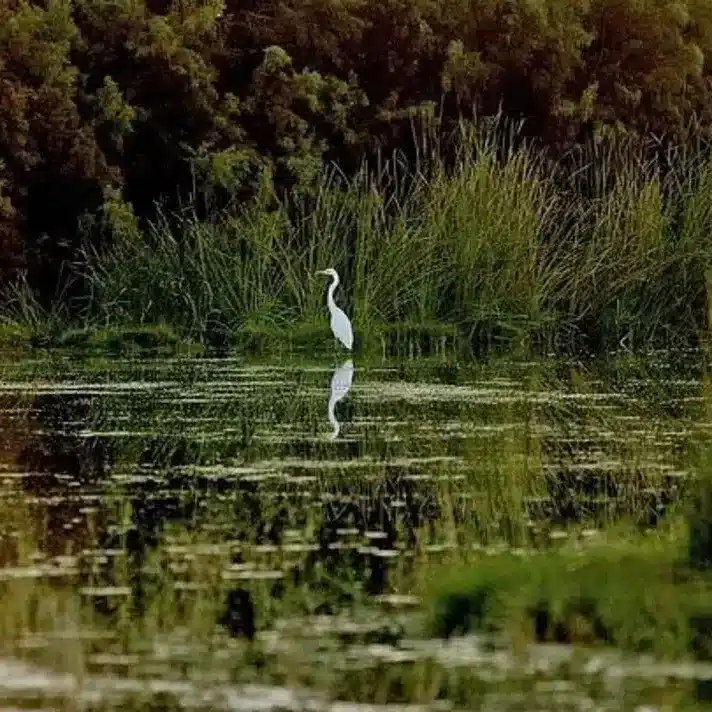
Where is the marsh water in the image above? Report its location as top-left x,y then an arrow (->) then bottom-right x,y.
0,347 -> 710,710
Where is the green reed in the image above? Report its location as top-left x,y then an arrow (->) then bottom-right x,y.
8,122 -> 691,353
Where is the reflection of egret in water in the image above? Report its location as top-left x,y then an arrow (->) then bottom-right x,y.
327,359 -> 354,439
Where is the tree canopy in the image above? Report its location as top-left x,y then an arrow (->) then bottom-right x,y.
2,0 -> 712,292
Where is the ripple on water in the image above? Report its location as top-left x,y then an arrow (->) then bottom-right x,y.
0,354 -> 704,710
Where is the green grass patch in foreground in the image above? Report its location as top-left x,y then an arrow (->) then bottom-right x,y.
427,531 -> 712,659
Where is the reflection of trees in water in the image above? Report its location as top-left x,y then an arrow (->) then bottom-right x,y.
0,392 -> 31,465
136,457 -> 444,615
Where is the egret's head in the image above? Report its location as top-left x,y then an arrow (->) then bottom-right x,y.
316,268 -> 338,279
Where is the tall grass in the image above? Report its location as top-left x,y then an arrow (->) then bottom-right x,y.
0,271 -> 73,344
548,137 -> 712,347
70,123 -> 712,349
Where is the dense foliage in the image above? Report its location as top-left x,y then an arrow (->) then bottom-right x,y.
2,0 -> 712,295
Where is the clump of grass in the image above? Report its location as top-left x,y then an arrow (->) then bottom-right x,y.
0,272 -> 74,347
27,324 -> 198,355
420,124 -> 555,330
426,523 -> 712,658
232,320 -> 334,356
83,188 -> 289,343
88,325 -> 184,353
689,486 -> 712,571
81,125 -> 556,347
0,322 -> 32,349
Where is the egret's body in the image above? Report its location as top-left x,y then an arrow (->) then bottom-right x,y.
317,268 -> 353,350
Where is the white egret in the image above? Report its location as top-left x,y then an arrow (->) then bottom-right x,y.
316,268 -> 353,350
327,359 -> 354,439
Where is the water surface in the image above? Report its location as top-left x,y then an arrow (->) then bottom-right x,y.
0,349 -> 706,710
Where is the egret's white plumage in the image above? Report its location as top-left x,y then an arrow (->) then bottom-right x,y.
317,268 -> 353,350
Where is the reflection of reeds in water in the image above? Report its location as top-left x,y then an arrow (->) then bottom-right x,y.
687,375 -> 712,570
0,352 -> 704,708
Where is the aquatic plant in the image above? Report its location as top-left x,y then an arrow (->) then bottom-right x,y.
73,123 -> 712,352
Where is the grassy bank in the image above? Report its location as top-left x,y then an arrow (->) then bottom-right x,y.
3,125 -> 712,354
0,318 -> 460,359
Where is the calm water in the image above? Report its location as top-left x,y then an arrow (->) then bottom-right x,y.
0,349 -> 709,710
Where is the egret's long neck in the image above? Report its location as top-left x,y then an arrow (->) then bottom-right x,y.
327,273 -> 339,314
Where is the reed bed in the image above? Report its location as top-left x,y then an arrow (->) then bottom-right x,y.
32,123 -> 703,353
